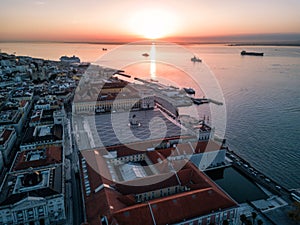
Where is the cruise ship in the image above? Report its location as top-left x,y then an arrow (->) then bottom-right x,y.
59,55 -> 80,63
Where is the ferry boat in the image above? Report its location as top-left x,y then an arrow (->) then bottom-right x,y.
191,56 -> 202,62
241,50 -> 264,56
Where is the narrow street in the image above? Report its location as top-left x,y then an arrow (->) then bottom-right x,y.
65,111 -> 84,225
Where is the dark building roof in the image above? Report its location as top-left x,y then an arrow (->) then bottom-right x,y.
0,165 -> 62,206
101,80 -> 128,89
29,109 -> 55,125
0,128 -> 15,145
22,124 -> 63,145
12,146 -> 62,171
0,110 -> 22,125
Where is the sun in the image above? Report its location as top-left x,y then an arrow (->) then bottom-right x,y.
129,9 -> 176,39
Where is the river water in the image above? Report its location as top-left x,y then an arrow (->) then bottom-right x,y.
1,42 -> 299,189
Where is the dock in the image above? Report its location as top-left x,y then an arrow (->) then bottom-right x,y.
113,70 -> 131,78
191,98 -> 223,105
133,77 -> 193,107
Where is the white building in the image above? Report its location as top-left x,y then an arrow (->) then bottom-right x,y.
0,110 -> 23,135
53,109 -> 66,125
34,96 -> 62,111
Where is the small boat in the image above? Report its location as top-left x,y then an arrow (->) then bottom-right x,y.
183,88 -> 195,95
241,50 -> 264,56
102,48 -> 107,51
142,53 -> 149,57
191,56 -> 202,62
191,98 -> 209,105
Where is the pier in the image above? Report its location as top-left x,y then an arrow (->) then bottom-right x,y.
191,97 -> 223,105
113,70 -> 131,78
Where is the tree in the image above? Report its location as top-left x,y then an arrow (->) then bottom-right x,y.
257,219 -> 263,225
251,212 -> 257,224
240,214 -> 247,225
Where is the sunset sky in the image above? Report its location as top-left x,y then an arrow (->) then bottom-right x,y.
1,0 -> 300,42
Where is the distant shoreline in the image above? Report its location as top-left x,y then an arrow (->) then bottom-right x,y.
0,40 -> 300,47
227,42 -> 300,47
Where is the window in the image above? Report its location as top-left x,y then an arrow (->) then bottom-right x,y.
215,214 -> 219,223
17,212 -> 23,218
230,210 -> 234,218
206,217 -> 210,225
38,207 -> 44,216
27,210 -> 34,220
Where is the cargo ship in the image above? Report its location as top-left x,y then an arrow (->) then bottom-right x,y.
241,50 -> 264,56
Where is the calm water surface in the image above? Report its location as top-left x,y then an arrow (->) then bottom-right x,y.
1,42 -> 299,189
206,167 -> 268,203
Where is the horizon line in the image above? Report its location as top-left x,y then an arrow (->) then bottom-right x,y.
1,33 -> 300,46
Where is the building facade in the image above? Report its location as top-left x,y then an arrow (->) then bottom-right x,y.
0,195 -> 65,225
0,145 -> 65,225
0,151 -> 4,174
0,127 -> 17,165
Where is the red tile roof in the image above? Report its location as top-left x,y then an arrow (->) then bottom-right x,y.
113,187 -> 236,225
81,149 -> 113,185
115,172 -> 180,195
105,137 -> 194,158
80,149 -> 237,225
30,115 -> 41,123
19,100 -> 28,108
12,146 -> 62,171
0,129 -> 14,145
157,141 -> 224,158
192,141 -> 223,154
